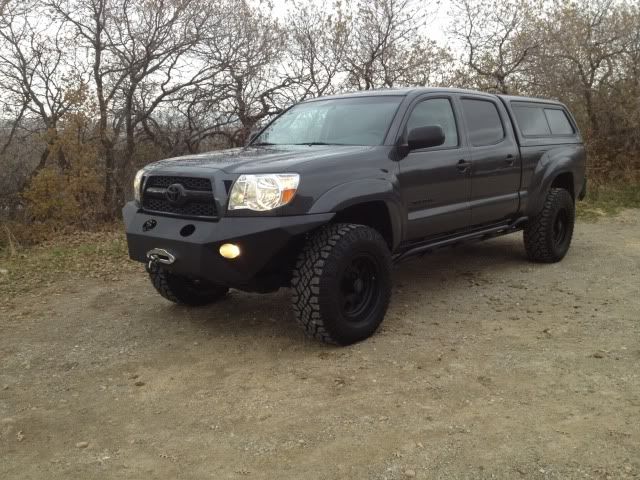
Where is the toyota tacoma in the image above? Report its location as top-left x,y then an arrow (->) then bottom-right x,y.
123,88 -> 587,345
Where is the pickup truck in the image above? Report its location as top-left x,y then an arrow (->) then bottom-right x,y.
123,87 -> 587,345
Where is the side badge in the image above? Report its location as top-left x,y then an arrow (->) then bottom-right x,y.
142,219 -> 157,232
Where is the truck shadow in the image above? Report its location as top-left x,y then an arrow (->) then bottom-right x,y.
395,235 -> 525,283
173,235 -> 527,344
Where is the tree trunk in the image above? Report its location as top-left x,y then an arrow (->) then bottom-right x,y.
102,146 -> 118,218
584,88 -> 599,136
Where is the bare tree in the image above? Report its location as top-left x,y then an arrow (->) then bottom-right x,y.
140,85 -> 235,155
339,0 -> 449,90
285,0 -> 349,98
50,0 -> 222,212
449,0 -> 540,94
199,0 -> 294,145
534,0 -> 631,136
112,0 -> 220,188
0,0 -> 10,17
0,0 -> 87,176
46,0 -> 129,213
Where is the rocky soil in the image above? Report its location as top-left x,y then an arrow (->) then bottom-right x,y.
1,212 -> 639,479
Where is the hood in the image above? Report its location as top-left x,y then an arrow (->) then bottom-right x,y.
145,145 -> 377,175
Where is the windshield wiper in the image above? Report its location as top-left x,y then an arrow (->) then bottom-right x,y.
293,142 -> 343,146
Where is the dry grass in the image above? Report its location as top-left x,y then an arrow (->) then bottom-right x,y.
0,228 -> 141,300
577,182 -> 640,219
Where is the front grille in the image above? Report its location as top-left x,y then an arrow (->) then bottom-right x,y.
141,175 -> 217,219
142,197 -> 217,217
146,176 -> 212,191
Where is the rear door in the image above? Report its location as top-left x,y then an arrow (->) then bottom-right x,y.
397,94 -> 471,240
459,96 -> 521,225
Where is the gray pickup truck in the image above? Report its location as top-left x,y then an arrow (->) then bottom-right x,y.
124,87 -> 587,345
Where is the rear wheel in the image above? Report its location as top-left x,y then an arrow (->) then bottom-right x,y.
148,266 -> 229,306
524,187 -> 575,263
291,223 -> 392,345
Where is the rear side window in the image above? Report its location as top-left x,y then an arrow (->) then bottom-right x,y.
544,108 -> 574,135
461,98 -> 505,146
406,98 -> 458,148
512,105 -> 550,136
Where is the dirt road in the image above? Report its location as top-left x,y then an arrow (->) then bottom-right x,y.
1,212 -> 639,479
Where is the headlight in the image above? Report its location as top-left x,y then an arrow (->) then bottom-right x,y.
133,169 -> 145,204
228,174 -> 300,211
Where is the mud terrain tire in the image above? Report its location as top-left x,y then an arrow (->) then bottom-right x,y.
149,266 -> 229,306
291,223 -> 392,345
524,187 -> 575,263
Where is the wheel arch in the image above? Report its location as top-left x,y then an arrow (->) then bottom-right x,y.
525,149 -> 579,218
550,172 -> 575,199
308,179 -> 403,250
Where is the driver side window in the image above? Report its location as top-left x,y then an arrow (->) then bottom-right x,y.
406,98 -> 458,148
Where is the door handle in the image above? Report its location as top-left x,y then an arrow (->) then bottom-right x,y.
456,159 -> 471,173
505,154 -> 515,166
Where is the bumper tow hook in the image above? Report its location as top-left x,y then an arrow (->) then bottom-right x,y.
146,248 -> 176,272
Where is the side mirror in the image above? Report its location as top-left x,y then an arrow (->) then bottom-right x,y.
407,125 -> 445,151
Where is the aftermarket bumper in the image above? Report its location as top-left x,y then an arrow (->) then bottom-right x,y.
123,202 -> 334,286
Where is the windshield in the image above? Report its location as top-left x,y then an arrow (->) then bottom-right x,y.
253,96 -> 403,147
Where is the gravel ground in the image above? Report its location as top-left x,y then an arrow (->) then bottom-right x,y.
1,212 -> 639,479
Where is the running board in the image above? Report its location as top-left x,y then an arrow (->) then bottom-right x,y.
392,216 -> 528,264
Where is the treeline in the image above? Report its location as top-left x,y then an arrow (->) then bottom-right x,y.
0,0 -> 639,233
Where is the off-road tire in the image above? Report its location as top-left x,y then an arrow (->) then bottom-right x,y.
291,223 -> 392,345
524,187 -> 575,263
149,266 -> 229,306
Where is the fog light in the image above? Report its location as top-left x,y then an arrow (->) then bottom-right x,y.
219,243 -> 241,259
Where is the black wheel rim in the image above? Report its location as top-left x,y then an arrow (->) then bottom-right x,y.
553,209 -> 569,245
340,253 -> 380,322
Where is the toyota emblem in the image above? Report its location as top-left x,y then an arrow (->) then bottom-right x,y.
165,183 -> 186,205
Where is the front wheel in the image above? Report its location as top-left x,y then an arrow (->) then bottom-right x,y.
148,266 -> 229,306
524,187 -> 575,263
291,223 -> 392,345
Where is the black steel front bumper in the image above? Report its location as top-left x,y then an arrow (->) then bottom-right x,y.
123,202 -> 334,286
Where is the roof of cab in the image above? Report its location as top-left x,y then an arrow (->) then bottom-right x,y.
302,87 -> 498,102
302,87 -> 563,106
498,94 -> 565,107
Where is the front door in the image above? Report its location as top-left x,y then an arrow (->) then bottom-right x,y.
397,96 -> 471,240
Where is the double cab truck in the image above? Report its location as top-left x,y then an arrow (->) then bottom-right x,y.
123,87 -> 587,345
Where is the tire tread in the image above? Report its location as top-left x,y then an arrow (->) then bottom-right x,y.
291,223 -> 391,344
148,266 -> 228,306
524,187 -> 575,263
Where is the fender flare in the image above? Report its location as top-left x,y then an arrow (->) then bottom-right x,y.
308,179 -> 404,249
525,153 -> 576,217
